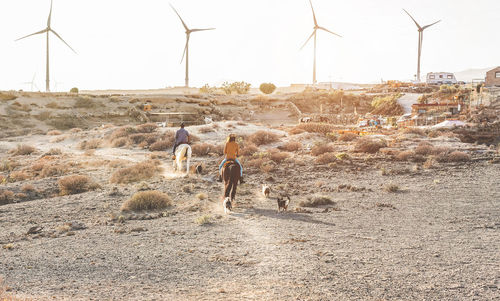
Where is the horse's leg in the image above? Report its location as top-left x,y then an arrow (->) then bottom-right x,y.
231,180 -> 237,201
186,152 -> 191,174
224,180 -> 231,198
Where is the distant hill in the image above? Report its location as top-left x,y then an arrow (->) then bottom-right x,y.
454,67 -> 497,82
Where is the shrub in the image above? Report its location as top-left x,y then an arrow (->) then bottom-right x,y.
279,141 -> 302,152
198,126 -> 214,133
0,92 -> 17,101
109,126 -> 138,141
248,131 -> 280,146
259,83 -> 276,94
110,161 -> 161,184
438,151 -> 471,163
260,160 -> 276,173
335,152 -> 349,160
196,193 -> 207,200
270,151 -> 290,163
47,130 -> 62,136
0,190 -> 15,205
396,150 -> 414,161
199,84 -> 216,94
121,190 -> 172,212
414,142 -> 434,156
195,215 -> 213,225
371,93 -> 404,115
431,146 -> 451,155
129,133 -> 156,145
294,123 -> 336,134
192,143 -> 222,156
240,144 -> 259,156
112,137 -> 130,148
401,127 -> 425,136
384,183 -> 400,193
74,96 -> 94,108
136,123 -> 157,133
48,116 -> 83,130
9,171 -> 30,182
315,152 -> 337,164
21,184 -> 36,193
70,87 -> 79,93
40,164 -> 68,178
299,196 -> 335,207
338,132 -> 359,142
78,138 -> 102,150
36,111 -> 52,121
12,144 -> 36,156
311,144 -> 335,156
58,175 -> 93,195
149,139 -> 174,152
221,81 -> 251,95
45,101 -> 60,109
354,138 -> 385,154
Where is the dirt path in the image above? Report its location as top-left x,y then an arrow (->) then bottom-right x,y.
398,93 -> 422,114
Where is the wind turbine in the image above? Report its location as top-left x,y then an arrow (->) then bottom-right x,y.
21,73 -> 40,91
15,0 -> 76,92
301,0 -> 341,86
403,9 -> 441,82
170,4 -> 215,88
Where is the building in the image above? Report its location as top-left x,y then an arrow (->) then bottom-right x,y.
485,66 -> 500,87
411,102 -> 462,116
426,72 -> 457,85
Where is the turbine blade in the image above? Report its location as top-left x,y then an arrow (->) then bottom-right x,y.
190,28 -> 215,32
309,0 -> 318,26
180,35 -> 189,64
403,9 -> 422,30
300,30 -> 316,50
170,4 -> 189,31
50,29 -> 77,54
422,20 -> 441,30
47,0 -> 53,27
318,26 -> 342,38
15,29 -> 48,41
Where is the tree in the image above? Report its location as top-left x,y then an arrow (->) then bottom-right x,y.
70,87 -> 79,94
259,83 -> 276,94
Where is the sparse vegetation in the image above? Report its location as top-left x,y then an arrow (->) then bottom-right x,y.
58,175 -> 94,195
121,190 -> 172,212
0,92 -> 17,101
110,161 -> 161,184
78,138 -> 102,150
74,96 -> 95,108
70,87 -> 79,93
299,196 -> 335,207
437,151 -> 471,163
371,93 -> 404,115
248,131 -> 280,146
354,138 -> 385,154
192,143 -> 223,156
384,183 -> 400,193
311,143 -> 335,156
12,144 -> 36,156
279,141 -> 302,152
47,130 -> 62,136
338,132 -> 359,142
269,151 -> 290,163
195,214 -> 213,225
315,152 -> 337,164
221,81 -> 251,95
0,190 -> 15,205
293,123 -> 336,134
259,83 -> 276,94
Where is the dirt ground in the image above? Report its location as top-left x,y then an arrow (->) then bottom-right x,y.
0,91 -> 499,300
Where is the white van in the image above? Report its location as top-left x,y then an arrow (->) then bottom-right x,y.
426,72 -> 457,85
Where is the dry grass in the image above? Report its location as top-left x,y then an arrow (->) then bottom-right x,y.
198,126 -> 214,133
338,132 -> 359,142
58,175 -> 94,195
278,141 -> 302,152
0,190 -> 15,205
12,144 -> 36,156
192,143 -> 223,156
240,144 -> 259,156
121,190 -> 172,212
195,215 -> 213,225
109,126 -> 138,141
384,183 -> 400,193
47,130 -> 62,136
0,92 -> 17,101
9,171 -> 30,182
293,123 -> 336,134
269,151 -> 291,163
311,143 -> 335,156
354,138 -> 385,154
112,137 -> 130,148
248,131 -> 280,146
395,150 -> 415,161
110,161 -> 161,184
315,152 -> 337,165
40,164 -> 69,178
437,151 -> 471,163
21,184 -> 36,193
414,142 -> 434,156
196,193 -> 208,200
260,160 -> 276,173
401,127 -> 425,136
299,196 -> 335,207
136,123 -> 158,133
78,138 -> 102,150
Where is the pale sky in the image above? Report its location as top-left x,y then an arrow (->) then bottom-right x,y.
0,0 -> 498,91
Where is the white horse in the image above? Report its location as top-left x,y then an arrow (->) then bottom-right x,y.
173,144 -> 192,174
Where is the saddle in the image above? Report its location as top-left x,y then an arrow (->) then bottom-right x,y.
222,159 -> 236,169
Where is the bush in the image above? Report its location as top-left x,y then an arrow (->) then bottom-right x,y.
259,83 -> 276,94
47,130 -> 62,136
401,127 -> 425,136
299,196 -> 335,207
195,215 -> 213,225
354,138 -> 385,154
78,138 -> 102,150
311,144 -> 335,156
0,92 -> 17,101
110,161 -> 161,184
121,190 -> 172,212
149,139 -> 174,151
293,123 -> 336,134
437,151 -> 471,163
192,143 -> 223,156
74,96 -> 94,108
0,190 -> 15,205
199,84 -> 216,94
112,137 -> 130,148
315,152 -> 337,164
270,151 -> 290,163
48,116 -> 83,130
12,144 -> 36,156
9,171 -> 30,182
136,123 -> 157,133
221,81 -> 251,95
40,164 -> 68,178
338,132 -> 358,142
248,131 -> 280,146
371,93 -> 404,115
384,183 -> 400,193
109,126 -> 138,141
279,141 -> 302,152
395,150 -> 414,161
240,144 -> 259,156
70,87 -> 79,93
58,175 -> 93,195
414,142 -> 434,156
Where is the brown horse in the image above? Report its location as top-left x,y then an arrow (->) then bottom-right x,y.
222,160 -> 241,205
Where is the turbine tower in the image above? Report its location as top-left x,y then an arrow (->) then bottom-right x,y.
170,4 -> 215,88
403,9 -> 441,82
301,0 -> 341,86
16,0 -> 76,92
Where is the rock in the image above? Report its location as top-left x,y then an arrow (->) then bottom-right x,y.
26,226 -> 43,235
